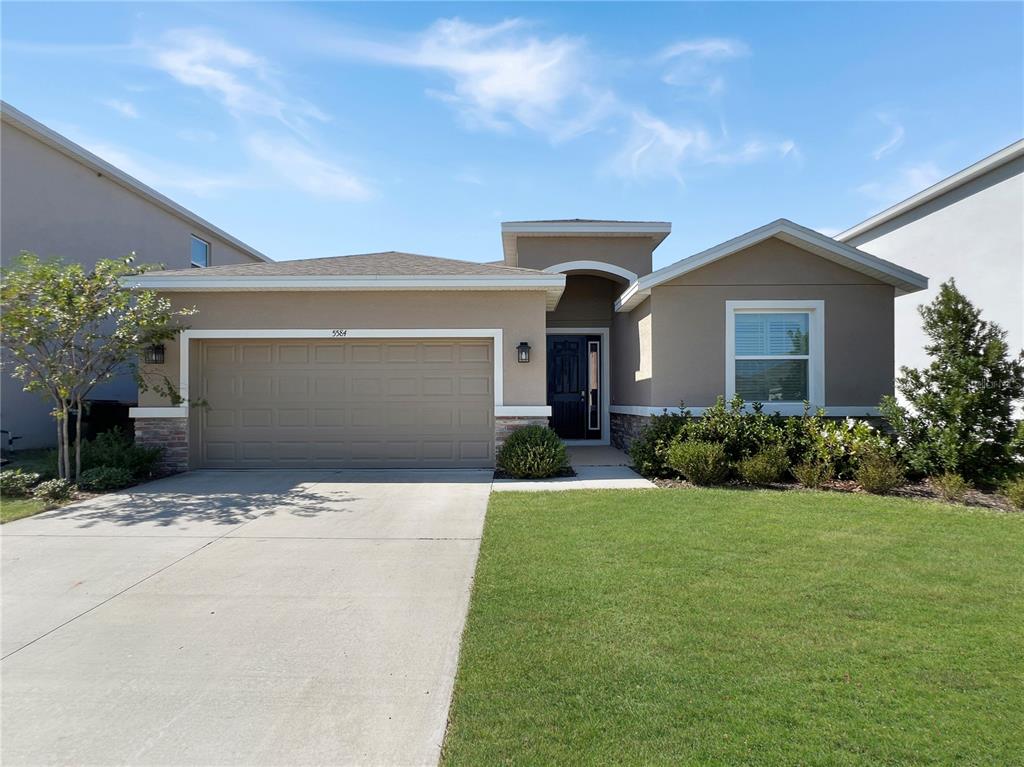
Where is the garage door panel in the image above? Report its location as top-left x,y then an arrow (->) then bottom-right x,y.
314,345 -> 345,364
196,339 -> 494,468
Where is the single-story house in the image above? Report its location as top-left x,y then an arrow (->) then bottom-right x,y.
126,218 -> 928,471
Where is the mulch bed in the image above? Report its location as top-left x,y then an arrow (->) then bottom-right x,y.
652,476 -> 1019,512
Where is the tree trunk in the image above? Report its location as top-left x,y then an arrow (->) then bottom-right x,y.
61,402 -> 71,481
55,408 -> 65,481
74,396 -> 83,483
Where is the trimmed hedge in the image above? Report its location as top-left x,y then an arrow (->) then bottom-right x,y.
497,426 -> 568,479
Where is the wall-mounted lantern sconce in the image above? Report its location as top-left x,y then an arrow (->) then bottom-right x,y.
143,344 -> 166,365
516,341 -> 532,364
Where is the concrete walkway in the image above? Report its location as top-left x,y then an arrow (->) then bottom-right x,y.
1,469 -> 491,766
492,445 -> 655,491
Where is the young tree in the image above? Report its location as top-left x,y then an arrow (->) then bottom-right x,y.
880,279 -> 1024,483
1,253 -> 195,482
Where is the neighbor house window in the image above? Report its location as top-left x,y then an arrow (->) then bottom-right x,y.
726,300 -> 824,409
190,235 -> 210,268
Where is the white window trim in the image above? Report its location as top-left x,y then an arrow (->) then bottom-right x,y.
190,234 -> 210,268
545,327 -> 611,446
725,300 -> 825,410
129,328 -> 553,419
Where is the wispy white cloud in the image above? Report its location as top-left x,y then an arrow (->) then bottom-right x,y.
101,98 -> 139,119
871,112 -> 905,160
326,17 -> 614,141
857,162 -> 944,205
611,112 -> 710,183
75,138 -> 244,197
657,37 -> 750,94
245,134 -> 372,201
610,111 -> 797,183
150,29 -> 327,132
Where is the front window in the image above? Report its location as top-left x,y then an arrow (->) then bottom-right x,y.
734,312 -> 809,401
726,301 -> 823,408
190,235 -> 209,268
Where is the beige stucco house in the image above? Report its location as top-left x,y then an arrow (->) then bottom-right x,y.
126,218 -> 927,471
838,139 -> 1024,380
1,102 -> 268,448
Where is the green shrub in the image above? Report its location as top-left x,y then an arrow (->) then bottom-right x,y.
688,397 -> 787,461
1003,476 -> 1024,510
855,448 -> 905,494
497,426 -> 568,479
47,428 -> 162,480
880,280 -> 1024,483
737,446 -> 790,485
666,440 -> 730,485
77,466 -> 135,492
628,410 -> 691,478
931,472 -> 970,503
792,460 -> 834,489
31,478 -> 75,503
0,468 -> 41,498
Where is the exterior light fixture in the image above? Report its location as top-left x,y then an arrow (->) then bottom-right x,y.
516,341 -> 531,363
143,344 -> 166,365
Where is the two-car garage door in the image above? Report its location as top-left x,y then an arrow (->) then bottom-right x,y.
193,339 -> 494,468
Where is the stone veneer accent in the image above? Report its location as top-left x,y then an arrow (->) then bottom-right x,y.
494,415 -> 551,450
134,417 -> 189,474
611,412 -> 651,451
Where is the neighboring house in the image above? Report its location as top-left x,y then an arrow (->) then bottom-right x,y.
126,218 -> 927,470
0,102 -> 269,448
838,139 -> 1024,380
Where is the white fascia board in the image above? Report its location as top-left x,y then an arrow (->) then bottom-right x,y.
129,407 -> 188,418
838,138 -> 1024,241
495,406 -> 552,417
122,273 -> 566,309
501,221 -> 671,235
610,405 -> 882,417
1,101 -> 272,264
122,274 -> 565,290
614,218 -> 928,312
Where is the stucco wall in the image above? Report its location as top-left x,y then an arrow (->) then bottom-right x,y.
844,155 -> 1023,377
514,236 -> 654,277
611,297 -> 652,407
647,239 -> 895,408
138,290 -> 549,409
546,275 -> 618,328
1,120 -> 264,447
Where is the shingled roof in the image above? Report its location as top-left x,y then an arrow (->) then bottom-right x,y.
124,250 -> 567,309
153,251 -> 547,278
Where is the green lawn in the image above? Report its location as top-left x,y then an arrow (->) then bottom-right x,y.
442,489 -> 1023,766
1,497 -> 50,524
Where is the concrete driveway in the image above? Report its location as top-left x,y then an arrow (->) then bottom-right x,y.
1,469 -> 492,766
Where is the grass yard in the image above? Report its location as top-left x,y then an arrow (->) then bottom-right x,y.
1,497 -> 50,524
442,489 -> 1023,766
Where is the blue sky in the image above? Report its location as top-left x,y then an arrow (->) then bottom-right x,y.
3,2 -> 1021,268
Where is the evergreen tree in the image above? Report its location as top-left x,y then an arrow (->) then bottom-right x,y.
880,279 -> 1024,483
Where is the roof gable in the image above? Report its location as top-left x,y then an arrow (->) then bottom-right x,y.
615,219 -> 928,312
1,101 -> 271,263
838,139 -> 1024,241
